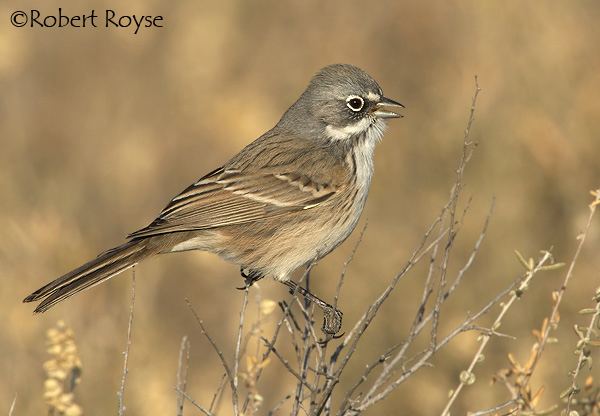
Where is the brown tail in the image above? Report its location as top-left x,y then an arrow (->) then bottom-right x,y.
23,239 -> 152,313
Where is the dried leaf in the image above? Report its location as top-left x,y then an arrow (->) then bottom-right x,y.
560,386 -> 574,399
530,385 -> 545,407
579,308 -> 597,315
539,262 -> 565,271
508,353 -> 519,368
515,250 -> 531,270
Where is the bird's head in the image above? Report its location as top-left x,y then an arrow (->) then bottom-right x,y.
280,64 -> 404,143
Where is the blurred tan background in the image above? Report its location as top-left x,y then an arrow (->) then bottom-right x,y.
2,0 -> 600,414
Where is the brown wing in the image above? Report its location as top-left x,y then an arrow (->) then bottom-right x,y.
127,166 -> 341,239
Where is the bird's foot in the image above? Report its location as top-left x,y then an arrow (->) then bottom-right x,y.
322,307 -> 344,337
237,267 -> 264,290
281,280 -> 343,335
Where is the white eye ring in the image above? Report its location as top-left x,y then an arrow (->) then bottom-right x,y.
346,95 -> 364,112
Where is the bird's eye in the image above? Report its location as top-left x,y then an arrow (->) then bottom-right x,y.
346,96 -> 364,112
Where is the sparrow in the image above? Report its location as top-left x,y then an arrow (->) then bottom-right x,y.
24,64 -> 403,333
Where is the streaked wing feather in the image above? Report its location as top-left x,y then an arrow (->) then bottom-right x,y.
127,167 -> 340,239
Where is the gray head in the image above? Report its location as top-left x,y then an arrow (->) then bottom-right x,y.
277,64 -> 403,142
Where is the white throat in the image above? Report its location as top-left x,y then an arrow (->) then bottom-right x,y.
325,117 -> 386,143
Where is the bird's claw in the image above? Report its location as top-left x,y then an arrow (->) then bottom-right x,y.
238,267 -> 263,290
322,306 -> 343,335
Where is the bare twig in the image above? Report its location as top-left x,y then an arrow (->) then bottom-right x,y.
117,268 -> 136,416
315,230 -> 435,415
528,189 -> 600,408
267,394 -> 292,416
467,398 -> 516,416
333,222 -> 368,310
261,336 -> 315,393
315,239 -> 354,411
293,297 -> 324,361
566,287 -> 600,410
441,250 -> 554,416
339,340 -> 406,411
365,200 -> 493,406
565,190 -> 600,411
348,231 -> 444,400
232,289 -> 249,415
431,75 -> 481,352
209,373 -> 228,414
176,388 -> 215,416
353,278 -> 518,412
336,223 -> 424,412
444,198 -> 493,300
176,335 -> 190,416
292,274 -> 315,416
481,189 -> 600,415
8,394 -> 16,416
185,298 -> 237,415
241,303 -> 290,414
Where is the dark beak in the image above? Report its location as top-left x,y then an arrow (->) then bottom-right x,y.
374,96 -> 405,119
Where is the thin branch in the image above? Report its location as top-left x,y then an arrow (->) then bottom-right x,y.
354,276 -> 518,412
209,373 -> 228,414
334,222 -> 446,360
8,394 -> 16,416
283,305 -> 304,366
314,210 -> 449,416
176,335 -> 190,416
185,298 -> 237,415
566,294 -> 600,406
444,198 -> 494,300
117,268 -> 136,416
440,251 -> 553,416
176,388 -> 215,416
293,297 -> 324,361
527,189 -> 600,401
565,189 -> 600,411
292,344 -> 312,416
464,325 -> 516,340
232,289 -> 249,416
431,74 -> 481,353
334,222 -> 368,310
467,399 -> 517,416
241,303 -> 291,414
267,394 -> 292,416
293,274 -> 315,416
365,199 -> 493,405
339,242 -> 448,411
260,336 -> 316,393
339,340 -> 406,411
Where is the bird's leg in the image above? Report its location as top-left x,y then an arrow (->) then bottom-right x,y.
281,280 -> 343,335
237,267 -> 265,290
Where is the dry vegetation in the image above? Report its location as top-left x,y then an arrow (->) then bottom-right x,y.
3,1 -> 600,415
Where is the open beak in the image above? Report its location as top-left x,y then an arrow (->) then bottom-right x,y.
373,97 -> 405,119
